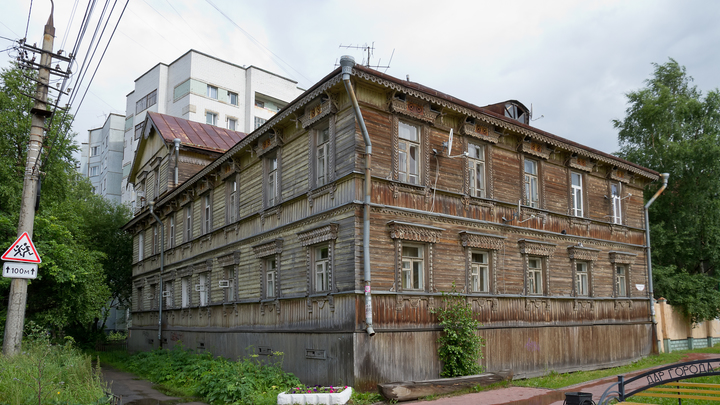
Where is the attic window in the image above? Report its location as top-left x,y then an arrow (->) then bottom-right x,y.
504,103 -> 528,124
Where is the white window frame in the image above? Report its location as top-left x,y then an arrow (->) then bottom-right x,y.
611,183 -> 622,224
206,111 -> 218,126
524,159 -> 539,208
198,273 -> 208,306
138,231 -> 144,261
91,146 -> 99,156
89,166 -> 98,176
226,179 -> 237,224
265,258 -> 276,299
616,265 -> 628,297
227,117 -> 237,131
528,257 -> 543,295
575,261 -> 589,296
401,244 -> 424,290
255,117 -> 267,129
207,85 -> 218,99
398,121 -> 421,185
228,91 -> 238,106
313,245 -> 330,293
470,251 -> 489,293
468,143 -> 486,198
168,216 -> 175,249
184,205 -> 192,242
223,267 -> 235,303
316,128 -> 330,187
181,276 -> 190,308
202,194 -> 212,234
571,171 -> 583,217
266,154 -> 278,207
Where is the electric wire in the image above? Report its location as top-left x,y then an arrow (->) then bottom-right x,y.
0,21 -> 21,38
0,35 -> 17,42
203,0 -> 312,83
40,0 -> 127,174
60,0 -> 82,51
24,0 -> 33,40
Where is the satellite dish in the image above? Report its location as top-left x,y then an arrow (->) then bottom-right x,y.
447,129 -> 453,157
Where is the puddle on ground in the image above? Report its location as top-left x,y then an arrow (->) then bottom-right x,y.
502,390 -> 566,405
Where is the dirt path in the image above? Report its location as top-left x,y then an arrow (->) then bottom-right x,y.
101,364 -> 208,405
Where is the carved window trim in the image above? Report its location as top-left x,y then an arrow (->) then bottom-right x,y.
391,116 -> 431,188
388,221 -> 444,293
253,239 -> 283,301
459,231 -> 506,294
308,115 -> 336,191
518,239 -> 556,296
521,156 -> 543,209
567,245 -> 600,297
217,251 -> 240,303
298,224 -> 339,295
609,251 -> 637,298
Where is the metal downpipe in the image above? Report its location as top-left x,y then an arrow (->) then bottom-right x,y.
644,172 -> 669,353
149,201 -> 165,347
173,138 -> 181,186
340,55 -> 375,336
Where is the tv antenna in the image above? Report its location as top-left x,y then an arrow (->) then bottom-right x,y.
338,42 -> 394,72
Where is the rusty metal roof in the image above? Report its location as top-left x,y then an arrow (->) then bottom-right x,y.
147,111 -> 246,153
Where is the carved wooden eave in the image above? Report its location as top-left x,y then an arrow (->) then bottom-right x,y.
219,160 -> 238,181
518,239 -> 557,257
518,140 -> 551,160
567,156 -> 594,173
387,221 -> 444,243
389,96 -> 439,124
252,239 -> 283,258
460,122 -> 499,144
459,231 -> 506,250
351,68 -> 658,181
255,131 -> 283,157
217,251 -> 240,267
609,251 -> 637,264
567,245 -> 600,261
607,168 -> 631,184
297,223 -> 339,247
300,98 -> 337,128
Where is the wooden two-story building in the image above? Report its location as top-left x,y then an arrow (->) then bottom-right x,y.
123,56 -> 659,388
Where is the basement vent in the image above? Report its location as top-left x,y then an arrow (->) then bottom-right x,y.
305,349 -> 326,360
258,346 -> 273,355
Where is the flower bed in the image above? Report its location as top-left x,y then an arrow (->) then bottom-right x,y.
277,386 -> 352,405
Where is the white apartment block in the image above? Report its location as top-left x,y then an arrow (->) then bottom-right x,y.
79,113 -> 125,204
121,50 -> 304,207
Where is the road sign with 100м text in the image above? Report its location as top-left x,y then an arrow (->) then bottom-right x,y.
2,262 -> 38,279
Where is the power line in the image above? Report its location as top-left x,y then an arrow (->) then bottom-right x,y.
0,20 -> 21,38
203,0 -> 311,84
24,0 -> 33,40
60,0 -> 82,51
0,35 -> 17,42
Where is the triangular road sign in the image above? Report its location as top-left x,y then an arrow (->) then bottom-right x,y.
1,232 -> 41,263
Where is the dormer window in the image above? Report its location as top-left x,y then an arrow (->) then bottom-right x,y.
504,103 -> 528,124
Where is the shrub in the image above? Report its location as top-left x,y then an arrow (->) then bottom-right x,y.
431,283 -> 485,377
0,323 -> 108,404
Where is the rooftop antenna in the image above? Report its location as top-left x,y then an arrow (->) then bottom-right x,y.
338,42 -> 393,71
531,103 -> 544,122
440,128 -> 468,158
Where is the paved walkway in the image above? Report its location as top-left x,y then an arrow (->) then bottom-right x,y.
101,365 -> 208,405
407,353 -> 720,405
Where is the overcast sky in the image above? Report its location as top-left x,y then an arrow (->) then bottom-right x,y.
2,0 -> 719,162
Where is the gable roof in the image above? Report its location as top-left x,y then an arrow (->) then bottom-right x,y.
128,112 -> 247,184
146,111 -> 246,153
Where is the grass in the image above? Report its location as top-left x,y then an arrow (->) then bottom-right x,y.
0,338 -> 109,404
94,346 -> 301,405
514,345 -> 720,390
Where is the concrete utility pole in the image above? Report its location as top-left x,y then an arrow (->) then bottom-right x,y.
3,9 -> 55,356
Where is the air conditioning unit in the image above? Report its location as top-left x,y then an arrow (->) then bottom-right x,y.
218,280 -> 230,288
194,284 -> 206,292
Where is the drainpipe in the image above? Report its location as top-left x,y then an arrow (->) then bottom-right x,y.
645,172 -> 669,353
148,201 -> 165,348
173,138 -> 181,186
340,55 -> 375,336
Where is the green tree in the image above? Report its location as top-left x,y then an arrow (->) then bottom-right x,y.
0,64 -> 132,342
614,58 -> 720,323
